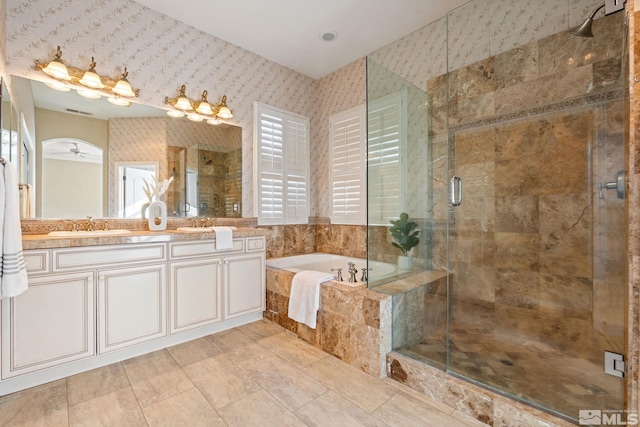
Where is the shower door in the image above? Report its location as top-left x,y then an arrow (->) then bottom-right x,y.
367,1 -> 628,423
445,6 -> 627,421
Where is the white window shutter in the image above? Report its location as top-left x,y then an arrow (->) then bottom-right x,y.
254,103 -> 309,225
367,92 -> 405,225
329,105 -> 365,225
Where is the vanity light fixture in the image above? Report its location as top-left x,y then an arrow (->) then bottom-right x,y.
35,45 -> 140,104
214,95 -> 233,119
78,57 -> 104,89
41,46 -> 71,80
194,90 -> 214,115
112,68 -> 136,97
165,86 -> 233,124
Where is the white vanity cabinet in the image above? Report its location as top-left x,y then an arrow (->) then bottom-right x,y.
97,264 -> 167,353
224,252 -> 266,319
1,271 -> 95,379
169,257 -> 222,333
0,234 -> 267,396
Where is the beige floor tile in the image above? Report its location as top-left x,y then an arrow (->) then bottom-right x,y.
226,341 -> 275,367
372,392 -> 472,427
206,328 -> 255,352
0,381 -> 68,426
143,387 -> 226,426
259,332 -> 328,368
237,319 -> 284,340
0,378 -> 66,404
243,355 -> 328,411
67,362 -> 130,406
296,390 -> 389,426
184,353 -> 261,409
122,349 -> 195,407
167,337 -> 221,367
218,389 -> 306,427
304,356 -> 397,413
69,386 -> 146,426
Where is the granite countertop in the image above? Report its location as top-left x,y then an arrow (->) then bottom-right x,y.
22,227 -> 271,250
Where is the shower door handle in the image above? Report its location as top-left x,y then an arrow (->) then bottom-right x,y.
450,176 -> 462,207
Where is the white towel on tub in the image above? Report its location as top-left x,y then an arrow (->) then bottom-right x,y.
0,162 -> 28,299
288,270 -> 334,329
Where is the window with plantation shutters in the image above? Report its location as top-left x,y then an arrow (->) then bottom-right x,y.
330,105 -> 365,225
254,103 -> 309,225
367,91 -> 406,226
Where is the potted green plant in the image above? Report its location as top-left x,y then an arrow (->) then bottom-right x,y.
389,212 -> 420,269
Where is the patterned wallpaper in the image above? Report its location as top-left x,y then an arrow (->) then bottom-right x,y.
5,0 -> 316,217
1,0 -> 614,220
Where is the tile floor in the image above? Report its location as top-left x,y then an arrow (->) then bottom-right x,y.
0,320 -> 487,426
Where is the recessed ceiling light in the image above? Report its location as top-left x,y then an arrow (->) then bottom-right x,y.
320,31 -> 338,42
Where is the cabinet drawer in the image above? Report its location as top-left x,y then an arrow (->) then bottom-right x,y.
246,237 -> 265,252
23,250 -> 50,275
170,239 -> 244,259
53,243 -> 167,272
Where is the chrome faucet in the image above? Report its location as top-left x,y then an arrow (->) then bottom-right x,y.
86,216 -> 95,232
331,268 -> 343,281
360,268 -> 368,282
347,262 -> 358,283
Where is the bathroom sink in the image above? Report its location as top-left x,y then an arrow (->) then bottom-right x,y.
47,229 -> 132,237
176,227 -> 214,233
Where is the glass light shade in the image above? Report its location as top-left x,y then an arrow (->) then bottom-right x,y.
166,110 -> 185,118
42,60 -> 71,81
207,117 -> 221,125
195,101 -> 214,115
45,80 -> 70,92
79,70 -> 104,89
174,96 -> 193,111
112,78 -> 136,97
187,114 -> 204,122
216,105 -> 233,119
77,89 -> 102,99
107,96 -> 130,106
215,95 -> 233,119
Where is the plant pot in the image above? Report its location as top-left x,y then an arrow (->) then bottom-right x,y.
398,255 -> 413,270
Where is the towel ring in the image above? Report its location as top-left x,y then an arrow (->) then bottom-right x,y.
0,157 -> 5,165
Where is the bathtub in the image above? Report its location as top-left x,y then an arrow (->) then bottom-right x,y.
266,253 -> 396,284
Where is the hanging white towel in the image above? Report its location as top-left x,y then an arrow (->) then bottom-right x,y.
213,226 -> 234,250
288,270 -> 334,329
0,162 -> 28,299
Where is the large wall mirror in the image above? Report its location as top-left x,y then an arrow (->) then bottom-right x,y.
11,76 -> 242,219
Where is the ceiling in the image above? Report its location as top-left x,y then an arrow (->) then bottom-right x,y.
131,0 -> 469,79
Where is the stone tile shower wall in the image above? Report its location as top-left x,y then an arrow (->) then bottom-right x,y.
426,13 -> 626,364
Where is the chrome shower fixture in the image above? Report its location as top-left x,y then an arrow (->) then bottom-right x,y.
570,0 -> 627,37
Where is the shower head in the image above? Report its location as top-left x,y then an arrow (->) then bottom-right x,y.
570,3 -> 605,37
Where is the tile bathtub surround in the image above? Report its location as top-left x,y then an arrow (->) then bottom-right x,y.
265,267 -> 392,377
0,320 -> 482,426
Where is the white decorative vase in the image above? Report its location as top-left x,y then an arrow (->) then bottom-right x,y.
398,255 -> 413,270
147,200 -> 167,231
141,202 -> 151,219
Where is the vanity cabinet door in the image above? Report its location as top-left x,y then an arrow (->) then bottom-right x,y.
1,272 -> 95,378
97,263 -> 167,354
169,257 -> 222,334
223,252 -> 266,320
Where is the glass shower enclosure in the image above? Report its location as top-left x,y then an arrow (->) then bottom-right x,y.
367,1 -> 627,422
